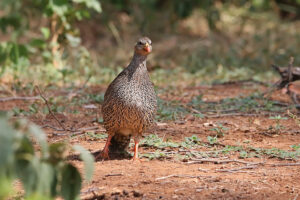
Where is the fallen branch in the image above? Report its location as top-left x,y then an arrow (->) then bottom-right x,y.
41,124 -> 64,131
212,79 -> 270,87
216,165 -> 259,173
80,187 -> 105,200
205,112 -> 284,118
186,158 -> 263,165
271,57 -> 300,89
270,162 -> 300,167
181,104 -> 202,115
105,173 -> 123,177
35,86 -> 67,131
0,96 -> 40,102
78,126 -> 100,131
155,174 -> 212,181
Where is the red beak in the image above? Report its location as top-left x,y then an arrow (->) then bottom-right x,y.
143,46 -> 151,53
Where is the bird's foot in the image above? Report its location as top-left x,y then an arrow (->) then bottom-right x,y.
95,150 -> 110,161
131,156 -> 143,162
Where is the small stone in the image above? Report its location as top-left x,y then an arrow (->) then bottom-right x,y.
111,188 -> 121,195
221,188 -> 229,193
132,190 -> 143,197
123,190 -> 129,196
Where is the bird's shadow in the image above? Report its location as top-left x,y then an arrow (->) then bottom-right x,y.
67,150 -> 132,162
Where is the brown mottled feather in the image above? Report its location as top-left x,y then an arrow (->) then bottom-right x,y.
101,37 -> 157,156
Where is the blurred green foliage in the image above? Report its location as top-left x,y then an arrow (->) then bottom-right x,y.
0,0 -> 101,76
0,0 -> 299,86
0,115 -> 94,199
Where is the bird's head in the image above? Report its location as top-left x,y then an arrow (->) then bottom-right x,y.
134,37 -> 152,56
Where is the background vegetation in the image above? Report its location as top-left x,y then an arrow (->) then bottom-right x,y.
0,0 -> 300,199
0,0 -> 299,87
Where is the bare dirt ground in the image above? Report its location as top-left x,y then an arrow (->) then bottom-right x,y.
1,83 -> 300,200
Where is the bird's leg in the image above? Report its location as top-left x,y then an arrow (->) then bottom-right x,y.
132,136 -> 142,161
96,135 -> 112,160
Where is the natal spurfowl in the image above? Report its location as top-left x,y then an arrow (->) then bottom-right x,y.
97,37 -> 157,160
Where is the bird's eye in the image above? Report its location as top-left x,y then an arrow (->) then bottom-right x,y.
138,41 -> 143,45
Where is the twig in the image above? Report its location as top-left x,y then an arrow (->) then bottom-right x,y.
288,57 -> 294,83
186,158 -> 263,165
270,162 -> 300,167
41,124 -> 64,131
216,165 -> 259,173
212,79 -> 270,87
80,187 -> 105,200
0,96 -> 40,102
52,132 -> 68,136
35,86 -> 67,131
105,173 -> 123,177
78,126 -> 99,131
181,104 -> 202,115
155,174 -> 212,181
205,112 -> 281,118
215,162 -> 300,173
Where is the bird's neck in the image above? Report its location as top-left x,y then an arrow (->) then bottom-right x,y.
128,53 -> 147,71
126,53 -> 148,82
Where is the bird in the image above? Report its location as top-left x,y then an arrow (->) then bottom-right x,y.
97,37 -> 157,161
283,80 -> 300,110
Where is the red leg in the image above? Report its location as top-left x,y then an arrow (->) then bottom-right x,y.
96,135 -> 112,160
132,137 -> 142,161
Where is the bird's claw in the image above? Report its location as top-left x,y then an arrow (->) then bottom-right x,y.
95,151 -> 110,161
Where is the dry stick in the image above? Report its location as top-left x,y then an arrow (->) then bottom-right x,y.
155,174 -> 213,181
181,104 -> 202,115
212,79 -> 269,87
105,173 -> 123,177
41,124 -> 64,131
35,86 -> 67,131
288,57 -> 294,83
186,158 -> 263,165
205,112 -> 282,118
52,126 -> 104,136
270,162 -> 300,167
216,163 -> 300,173
0,96 -> 40,102
80,187 -> 105,200
216,165 -> 259,173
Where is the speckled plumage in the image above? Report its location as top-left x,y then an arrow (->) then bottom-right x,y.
100,37 -> 157,159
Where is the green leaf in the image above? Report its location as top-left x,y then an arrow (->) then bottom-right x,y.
27,124 -> 49,159
0,117 -> 16,171
48,143 -> 67,165
60,164 -> 82,200
36,162 -> 56,197
72,145 -> 94,181
30,39 -> 46,49
49,0 -> 69,17
8,43 -> 28,64
15,157 -> 39,195
0,176 -> 13,199
72,0 -> 101,13
65,34 -> 81,47
25,193 -> 53,200
40,27 -> 50,39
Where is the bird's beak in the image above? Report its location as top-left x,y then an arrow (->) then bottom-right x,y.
143,43 -> 151,53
